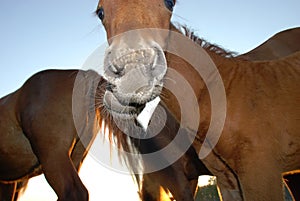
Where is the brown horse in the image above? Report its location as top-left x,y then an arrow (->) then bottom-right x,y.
97,1 -> 300,201
140,26 -> 300,201
0,69 -> 101,201
239,27 -> 300,61
0,69 -> 206,201
1,3 -> 298,201
239,26 -> 300,201
96,26 -> 300,200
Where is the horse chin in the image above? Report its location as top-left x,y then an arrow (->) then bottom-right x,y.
103,90 -> 146,120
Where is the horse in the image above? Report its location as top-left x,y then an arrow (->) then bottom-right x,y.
0,51 -> 296,201
0,69 -> 100,201
97,1 -> 300,201
140,26 -> 300,201
1,3 -> 298,201
0,68 -> 208,201
238,26 -> 300,201
95,26 -> 300,201
238,27 -> 300,61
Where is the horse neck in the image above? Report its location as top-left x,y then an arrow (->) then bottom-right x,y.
166,23 -> 237,86
163,25 -> 239,130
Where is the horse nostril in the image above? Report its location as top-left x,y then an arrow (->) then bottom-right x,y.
109,63 -> 124,77
151,45 -> 167,78
106,83 -> 115,92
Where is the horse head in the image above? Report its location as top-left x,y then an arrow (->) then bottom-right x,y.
97,0 -> 176,119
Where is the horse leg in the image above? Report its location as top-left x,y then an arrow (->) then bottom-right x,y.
238,158 -> 284,201
140,174 -> 161,201
201,152 -> 243,201
159,166 -> 194,201
45,154 -> 88,201
141,169 -> 194,201
168,178 -> 194,201
240,172 -> 283,201
14,179 -> 29,201
189,179 -> 199,198
0,182 -> 17,201
141,170 -> 196,201
216,178 -> 243,201
40,152 -> 88,201
70,139 -> 91,172
28,136 -> 88,201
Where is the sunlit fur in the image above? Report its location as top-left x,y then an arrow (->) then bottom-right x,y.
1,28 -> 299,201
96,1 -> 300,200
99,25 -> 300,201
238,27 -> 300,61
1,1 -> 299,200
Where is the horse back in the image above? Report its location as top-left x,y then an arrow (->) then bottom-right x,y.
238,27 -> 300,61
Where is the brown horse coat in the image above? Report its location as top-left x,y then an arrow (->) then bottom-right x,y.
164,30 -> 300,201
0,70 -> 100,201
140,26 -> 300,201
239,26 -> 300,201
0,69 -> 207,201
96,1 -> 300,200
239,27 -> 300,61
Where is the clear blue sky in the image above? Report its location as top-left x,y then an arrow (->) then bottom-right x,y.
1,0 -> 299,200
0,0 -> 299,97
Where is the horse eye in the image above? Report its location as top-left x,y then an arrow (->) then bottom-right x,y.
164,0 -> 175,11
96,7 -> 105,21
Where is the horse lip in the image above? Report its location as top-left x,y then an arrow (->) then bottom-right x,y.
128,102 -> 146,114
103,91 -> 146,117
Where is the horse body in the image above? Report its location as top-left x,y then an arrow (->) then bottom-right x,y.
216,53 -> 300,168
165,44 -> 300,200
132,119 -> 209,201
1,1 -> 299,200
238,27 -> 300,61
238,27 -> 300,201
0,70 -> 101,201
166,47 -> 300,201
0,68 -> 207,201
223,55 -> 300,199
146,26 -> 300,201
0,91 -> 39,201
0,91 -> 40,181
98,0 -> 300,200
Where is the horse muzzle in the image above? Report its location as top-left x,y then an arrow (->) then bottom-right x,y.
103,42 -> 167,118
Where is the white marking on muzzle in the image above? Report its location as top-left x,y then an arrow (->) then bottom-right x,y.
137,96 -> 161,131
